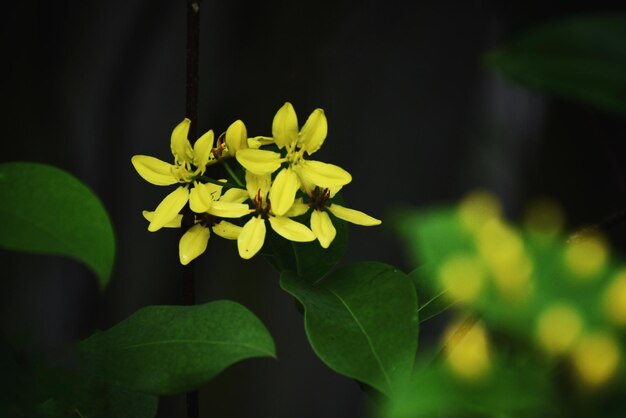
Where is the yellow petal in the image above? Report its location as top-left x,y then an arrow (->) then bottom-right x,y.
179,224 -> 210,265
236,148 -> 283,176
204,180 -> 224,198
248,136 -> 274,149
269,216 -> 315,242
327,204 -> 381,226
311,210 -> 336,248
220,188 -> 249,203
245,171 -> 272,201
299,160 -> 352,188
225,120 -> 247,155
298,109 -> 327,155
149,186 -> 189,232
131,155 -> 178,186
269,168 -> 300,216
238,216 -> 266,259
212,221 -> 242,240
142,210 -> 182,228
189,184 -> 211,213
170,119 -> 193,164
193,129 -> 214,171
207,201 -> 252,218
272,102 -> 298,149
284,198 -> 310,217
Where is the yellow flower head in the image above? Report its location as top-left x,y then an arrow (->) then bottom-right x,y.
142,180 -> 250,265
304,186 -> 381,248
131,119 -> 219,231
237,171 -> 316,260
236,103 -> 352,216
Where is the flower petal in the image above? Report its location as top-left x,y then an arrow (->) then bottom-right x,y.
238,216 -> 266,259
245,171 -> 272,200
298,109 -> 327,155
236,148 -> 283,176
327,204 -> 381,226
225,120 -> 247,155
269,216 -> 315,242
299,160 -> 352,188
284,198 -> 310,217
179,224 -> 210,265
212,220 -> 242,240
272,102 -> 298,149
220,188 -> 250,203
269,168 -> 300,216
189,184 -> 211,213
248,136 -> 274,149
142,210 -> 182,228
170,119 -> 193,164
131,155 -> 178,186
193,129 -> 214,171
208,201 -> 252,218
149,186 -> 190,232
311,210 -> 337,248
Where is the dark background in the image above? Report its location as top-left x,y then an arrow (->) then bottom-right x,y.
2,1 -> 626,417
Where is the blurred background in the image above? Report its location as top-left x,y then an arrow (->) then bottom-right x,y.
2,0 -> 626,416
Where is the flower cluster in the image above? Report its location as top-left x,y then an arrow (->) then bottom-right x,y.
132,102 -> 381,264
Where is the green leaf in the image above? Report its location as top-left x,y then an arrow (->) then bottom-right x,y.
486,14 -> 626,116
78,300 -> 276,395
280,262 -> 418,396
0,162 -> 115,288
409,267 -> 455,323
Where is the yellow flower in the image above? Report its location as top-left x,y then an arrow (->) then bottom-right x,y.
305,186 -> 381,248
236,102 -> 352,217
131,119 -> 218,231
237,171 -> 316,259
142,181 -> 250,265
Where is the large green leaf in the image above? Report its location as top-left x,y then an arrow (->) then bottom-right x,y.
280,262 -> 418,396
0,162 -> 115,287
78,300 -> 275,395
486,14 -> 626,116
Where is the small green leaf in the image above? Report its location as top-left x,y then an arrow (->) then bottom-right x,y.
78,300 -> 276,395
0,162 -> 115,288
409,267 -> 455,323
486,14 -> 626,116
280,262 -> 418,396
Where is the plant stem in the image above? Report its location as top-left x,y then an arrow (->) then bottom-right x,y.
222,160 -> 244,187
184,1 -> 201,417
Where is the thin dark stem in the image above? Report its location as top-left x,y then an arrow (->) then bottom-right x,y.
184,1 -> 201,418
